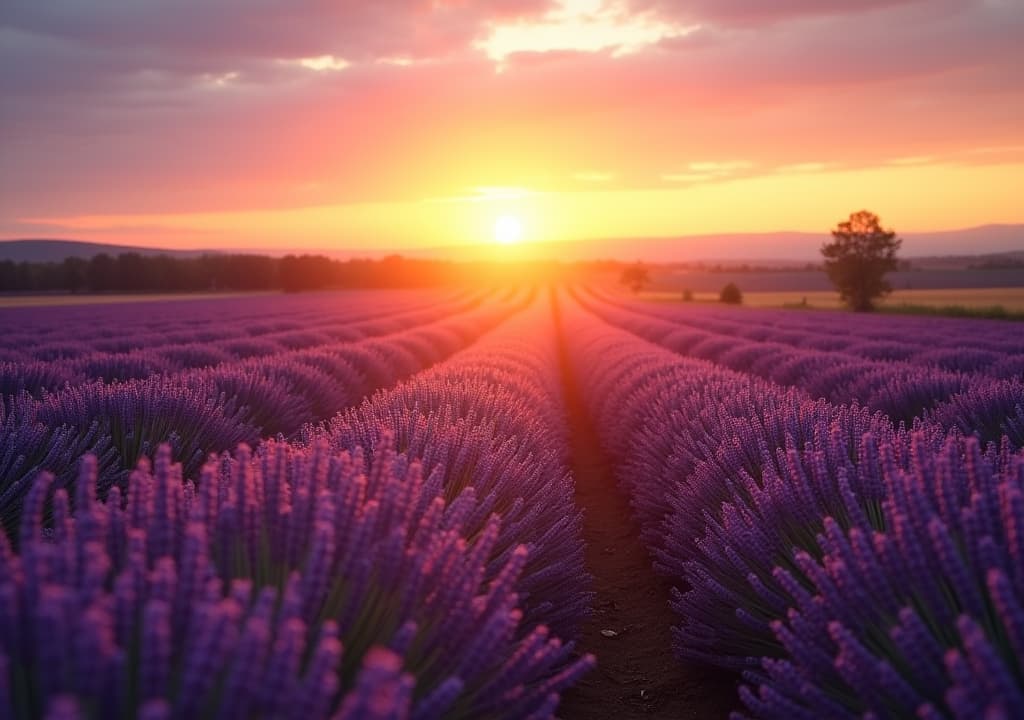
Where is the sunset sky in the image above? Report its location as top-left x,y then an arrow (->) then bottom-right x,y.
2,0 -> 1023,255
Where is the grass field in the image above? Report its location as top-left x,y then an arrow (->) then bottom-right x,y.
0,291 -> 275,308
640,286 -> 1024,315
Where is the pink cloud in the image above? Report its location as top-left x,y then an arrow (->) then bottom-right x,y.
629,0 -> 937,26
1,0 -> 1022,226
2,1 -> 553,65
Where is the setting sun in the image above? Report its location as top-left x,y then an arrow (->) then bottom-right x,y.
493,214 -> 524,245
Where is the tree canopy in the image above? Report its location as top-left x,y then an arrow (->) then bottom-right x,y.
822,210 -> 902,311
620,263 -> 650,294
719,282 -> 742,305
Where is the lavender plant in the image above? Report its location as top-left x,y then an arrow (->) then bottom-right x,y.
1,441 -> 594,719
0,400 -> 116,539
155,342 -> 236,369
63,351 -> 175,383
845,366 -> 972,426
1,360 -> 79,403
737,435 -> 1024,720
34,377 -> 258,479
310,325 -> 591,640
573,287 -> 1009,427
230,358 -> 355,426
931,379 -> 1024,448
667,428 -> 900,669
182,366 -> 315,438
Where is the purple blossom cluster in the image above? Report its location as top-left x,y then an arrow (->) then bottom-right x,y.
306,301 -> 592,640
931,378 -> 1024,448
0,290 -> 524,539
1,289 -> 593,717
738,435 -> 1024,719
561,298 -> 896,662
559,288 -> 1024,715
8,274 -> 1016,717
2,438 -> 593,719
0,400 -> 116,537
34,376 -> 260,479
589,287 -> 1024,365
576,287 -> 1022,428
0,288 -> 464,357
0,289 -> 489,393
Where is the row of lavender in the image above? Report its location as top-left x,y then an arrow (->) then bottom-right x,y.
1,290 -> 483,395
0,291 -> 526,537
560,291 -> 1024,718
2,295 -> 594,718
591,287 -> 1024,371
577,288 -> 1024,441
0,288 -> 461,356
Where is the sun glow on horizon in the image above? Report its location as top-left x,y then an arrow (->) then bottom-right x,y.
493,214 -> 525,245
18,160 -> 1024,252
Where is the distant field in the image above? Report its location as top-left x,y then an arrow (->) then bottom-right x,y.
0,290 -> 275,308
648,267 -> 1024,293
641,286 -> 1024,312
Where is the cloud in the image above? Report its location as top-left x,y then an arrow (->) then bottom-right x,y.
661,161 -> 753,184
297,55 -> 352,72
2,1 -> 554,64
1,0 -> 1022,227
628,0 -> 937,27
475,0 -> 697,64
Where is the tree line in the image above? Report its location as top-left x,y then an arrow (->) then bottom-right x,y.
0,253 -> 476,293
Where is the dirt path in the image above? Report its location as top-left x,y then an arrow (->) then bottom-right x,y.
555,310 -> 739,719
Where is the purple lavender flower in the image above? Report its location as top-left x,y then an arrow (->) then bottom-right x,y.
559,290 -> 1023,715
0,399 -> 117,539
737,436 -> 1024,719
3,426 -> 593,718
931,379 -> 1024,449
34,376 -> 258,478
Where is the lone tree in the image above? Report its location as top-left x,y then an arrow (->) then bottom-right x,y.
822,210 -> 902,311
719,282 -> 742,305
620,263 -> 650,293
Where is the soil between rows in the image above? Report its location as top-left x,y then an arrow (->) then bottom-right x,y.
555,324 -> 739,719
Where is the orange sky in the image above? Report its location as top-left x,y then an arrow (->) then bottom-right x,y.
2,0 -> 1023,255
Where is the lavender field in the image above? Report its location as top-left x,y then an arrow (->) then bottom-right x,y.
1,286 -> 1023,719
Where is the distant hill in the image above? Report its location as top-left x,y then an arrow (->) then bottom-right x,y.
908,250 -> 1024,271
0,239 -> 214,263
3,223 -> 1021,265
901,225 -> 1024,259
386,224 -> 1024,264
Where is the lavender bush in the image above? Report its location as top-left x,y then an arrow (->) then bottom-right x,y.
931,379 -> 1024,448
33,377 -> 258,479
574,287 -> 1013,426
1,360 -> 78,403
562,289 -> 1024,715
0,400 -> 116,538
308,308 -> 591,640
63,351 -> 176,383
1,441 -> 594,719
738,435 -> 1024,719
